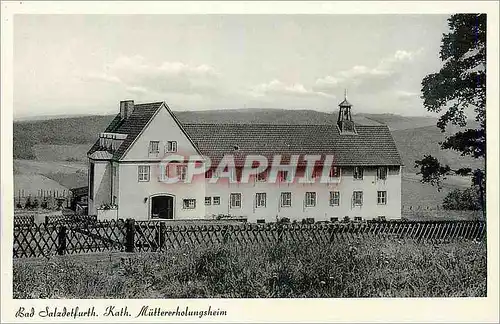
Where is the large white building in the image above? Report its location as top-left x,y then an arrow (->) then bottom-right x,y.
87,98 -> 403,222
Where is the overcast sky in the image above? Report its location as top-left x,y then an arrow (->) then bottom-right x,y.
14,14 -> 450,119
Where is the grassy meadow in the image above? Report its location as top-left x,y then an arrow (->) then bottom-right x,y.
13,238 -> 487,299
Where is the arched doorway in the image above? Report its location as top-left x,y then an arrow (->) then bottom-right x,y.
150,195 -> 174,219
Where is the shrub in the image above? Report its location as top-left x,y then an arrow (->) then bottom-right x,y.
24,197 -> 32,209
278,217 -> 290,224
32,199 -> 39,209
41,200 -> 49,209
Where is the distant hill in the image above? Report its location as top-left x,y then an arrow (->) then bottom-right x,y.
392,124 -> 485,172
13,108 -> 484,172
355,113 -> 438,131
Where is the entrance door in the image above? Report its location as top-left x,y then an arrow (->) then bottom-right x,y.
151,196 -> 174,219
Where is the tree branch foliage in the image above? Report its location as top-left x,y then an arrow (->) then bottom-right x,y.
417,14 -> 486,210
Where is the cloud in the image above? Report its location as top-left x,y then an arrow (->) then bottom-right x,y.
313,49 -> 423,94
395,90 -> 420,102
250,79 -> 334,99
84,55 -> 223,97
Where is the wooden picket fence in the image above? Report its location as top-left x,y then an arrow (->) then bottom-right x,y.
12,218 -> 487,258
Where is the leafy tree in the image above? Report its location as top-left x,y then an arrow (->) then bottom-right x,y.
442,187 -> 481,210
415,14 -> 486,212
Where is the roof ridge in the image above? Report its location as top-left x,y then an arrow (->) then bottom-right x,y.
133,101 -> 164,107
182,123 -> 389,127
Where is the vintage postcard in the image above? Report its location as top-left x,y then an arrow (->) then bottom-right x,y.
1,1 -> 499,323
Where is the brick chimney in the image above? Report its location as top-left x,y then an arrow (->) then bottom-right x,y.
120,100 -> 134,120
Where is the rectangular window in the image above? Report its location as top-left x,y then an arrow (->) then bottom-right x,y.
329,166 -> 341,178
165,141 -> 177,153
329,191 -> 340,206
138,165 -> 150,182
278,170 -> 289,182
256,170 -> 268,182
353,191 -> 363,206
176,165 -> 187,181
255,193 -> 266,208
183,199 -> 196,209
377,167 -> 388,180
213,196 -> 220,205
280,192 -> 292,207
205,197 -> 211,206
354,167 -> 364,180
377,191 -> 387,205
304,167 -> 319,181
149,141 -> 159,154
305,192 -> 316,207
230,193 -> 241,208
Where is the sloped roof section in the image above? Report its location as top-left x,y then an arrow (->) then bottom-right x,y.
88,102 -> 163,160
182,123 -> 403,166
88,101 -> 402,166
88,151 -> 113,160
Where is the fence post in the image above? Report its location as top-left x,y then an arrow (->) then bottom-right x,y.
222,225 -> 228,244
159,222 -> 166,250
45,216 -> 49,226
57,225 -> 67,255
125,218 -> 135,253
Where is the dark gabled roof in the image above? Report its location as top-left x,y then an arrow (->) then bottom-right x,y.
87,102 -> 163,160
88,101 -> 402,166
182,123 -> 403,166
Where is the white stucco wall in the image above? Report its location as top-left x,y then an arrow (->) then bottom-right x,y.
116,162 -> 206,220
88,160 -> 112,216
113,105 -> 206,220
121,104 -> 199,161
204,166 -> 401,222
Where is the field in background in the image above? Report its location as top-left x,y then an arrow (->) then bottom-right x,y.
32,144 -> 90,162
13,238 -> 487,298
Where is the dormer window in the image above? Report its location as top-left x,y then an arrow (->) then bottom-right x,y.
149,141 -> 159,154
166,141 -> 177,153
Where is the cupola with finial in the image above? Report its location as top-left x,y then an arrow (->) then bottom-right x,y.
337,90 -> 356,134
